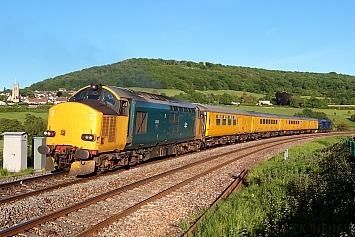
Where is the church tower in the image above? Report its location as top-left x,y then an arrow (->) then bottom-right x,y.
12,82 -> 20,102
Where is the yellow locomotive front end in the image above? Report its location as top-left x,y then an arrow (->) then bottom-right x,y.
43,102 -> 101,175
39,85 -> 129,175
46,102 -> 102,151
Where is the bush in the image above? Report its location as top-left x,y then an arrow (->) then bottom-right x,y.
337,123 -> 350,131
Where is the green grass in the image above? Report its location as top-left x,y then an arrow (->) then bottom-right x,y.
184,136 -> 354,236
196,90 -> 264,99
0,167 -> 35,180
0,111 -> 48,122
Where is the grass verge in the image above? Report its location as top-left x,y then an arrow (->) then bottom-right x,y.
0,167 -> 34,180
183,136 -> 355,236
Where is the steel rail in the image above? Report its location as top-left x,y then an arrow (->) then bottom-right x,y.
0,171 -> 64,189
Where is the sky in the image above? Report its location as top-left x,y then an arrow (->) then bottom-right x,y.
1,0 -> 355,90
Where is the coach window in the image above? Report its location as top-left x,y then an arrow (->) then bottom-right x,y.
228,116 -> 232,126
216,115 -> 221,126
233,116 -> 237,125
222,115 -> 226,126
260,119 -> 263,124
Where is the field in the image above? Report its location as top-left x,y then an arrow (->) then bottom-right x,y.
0,111 -> 48,121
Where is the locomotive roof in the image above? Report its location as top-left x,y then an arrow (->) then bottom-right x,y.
300,117 -> 319,121
107,86 -> 195,108
248,111 -> 280,118
194,104 -> 252,115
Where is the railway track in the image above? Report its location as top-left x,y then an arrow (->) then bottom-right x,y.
1,133 -> 345,237
0,172 -> 77,204
0,151 -> 194,204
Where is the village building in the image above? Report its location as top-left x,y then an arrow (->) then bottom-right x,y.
257,100 -> 273,106
6,82 -> 20,102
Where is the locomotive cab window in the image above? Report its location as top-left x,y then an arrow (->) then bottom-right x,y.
87,89 -> 101,100
70,88 -> 87,101
103,90 -> 117,107
70,86 -> 121,110
120,100 -> 129,116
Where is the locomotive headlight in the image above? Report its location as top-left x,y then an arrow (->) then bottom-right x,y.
43,130 -> 56,137
81,134 -> 95,141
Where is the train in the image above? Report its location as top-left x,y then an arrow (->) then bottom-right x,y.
38,84 -> 332,176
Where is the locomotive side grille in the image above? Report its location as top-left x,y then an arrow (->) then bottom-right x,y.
108,117 -> 116,142
102,117 -> 110,136
102,116 -> 116,143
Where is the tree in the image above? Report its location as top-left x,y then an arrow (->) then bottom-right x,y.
290,96 -> 302,108
240,92 -> 258,104
275,91 -> 292,106
306,97 -> 328,108
0,118 -> 25,139
219,93 -> 234,105
20,89 -> 35,98
190,92 -> 208,104
24,114 -> 47,139
294,108 -> 327,118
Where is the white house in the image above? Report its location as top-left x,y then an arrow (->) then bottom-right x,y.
257,100 -> 273,106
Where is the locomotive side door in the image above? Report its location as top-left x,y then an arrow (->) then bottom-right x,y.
126,98 -> 135,146
194,107 -> 206,140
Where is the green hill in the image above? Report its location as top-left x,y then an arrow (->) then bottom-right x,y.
28,58 -> 355,104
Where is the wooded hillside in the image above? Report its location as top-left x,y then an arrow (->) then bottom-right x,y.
28,58 -> 355,104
